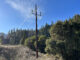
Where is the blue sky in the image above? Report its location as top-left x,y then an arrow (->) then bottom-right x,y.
0,0 -> 80,33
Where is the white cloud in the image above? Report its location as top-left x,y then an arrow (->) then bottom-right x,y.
5,0 -> 44,29
5,0 -> 42,21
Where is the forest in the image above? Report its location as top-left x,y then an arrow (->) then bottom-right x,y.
0,14 -> 80,60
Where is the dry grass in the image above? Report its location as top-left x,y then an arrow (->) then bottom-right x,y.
0,45 -> 62,60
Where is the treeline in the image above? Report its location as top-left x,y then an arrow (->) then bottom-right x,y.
5,23 -> 51,45
0,14 -> 80,60
7,29 -> 35,45
45,15 -> 80,60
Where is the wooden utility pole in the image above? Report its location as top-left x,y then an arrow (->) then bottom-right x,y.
32,4 -> 41,58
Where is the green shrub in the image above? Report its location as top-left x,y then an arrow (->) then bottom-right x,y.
38,35 -> 47,53
24,36 -> 36,50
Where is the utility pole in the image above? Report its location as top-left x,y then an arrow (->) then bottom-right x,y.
32,4 -> 41,58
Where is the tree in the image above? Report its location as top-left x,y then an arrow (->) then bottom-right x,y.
45,15 -> 80,60
38,35 -> 47,53
0,38 -> 2,44
39,23 -> 51,37
7,29 -> 35,45
24,36 -> 36,51
45,38 -> 57,54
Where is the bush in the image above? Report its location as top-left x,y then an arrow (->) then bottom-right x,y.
24,36 -> 36,50
45,38 -> 57,54
24,35 -> 47,53
0,39 -> 2,44
38,35 -> 47,53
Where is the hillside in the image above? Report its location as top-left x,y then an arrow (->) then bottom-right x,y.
0,45 -> 55,60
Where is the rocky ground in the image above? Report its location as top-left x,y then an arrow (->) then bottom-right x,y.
0,45 -> 56,60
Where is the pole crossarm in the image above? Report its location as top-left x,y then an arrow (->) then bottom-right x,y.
32,5 -> 41,17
